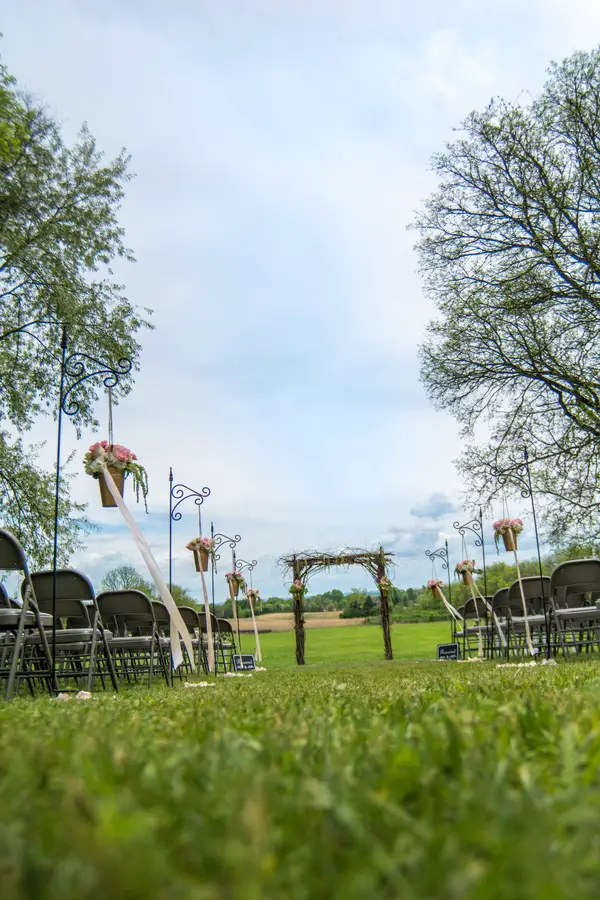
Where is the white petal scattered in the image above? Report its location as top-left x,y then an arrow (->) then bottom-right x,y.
254,667 -> 267,672
184,682 -> 216,688
496,661 -> 538,669
224,672 -> 253,677
76,690 -> 92,700
54,693 -> 72,702
457,657 -> 483,664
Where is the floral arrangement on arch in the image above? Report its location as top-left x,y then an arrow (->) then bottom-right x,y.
493,517 -> 523,551
84,440 -> 149,509
378,576 -> 392,592
289,580 -> 308,596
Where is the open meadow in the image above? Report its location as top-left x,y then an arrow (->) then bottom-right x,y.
3,658 -> 600,899
239,620 -> 451,667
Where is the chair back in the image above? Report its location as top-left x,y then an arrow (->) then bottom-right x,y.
0,529 -> 29,573
97,590 -> 156,636
550,559 -> 600,608
463,596 -> 488,619
506,577 -> 549,614
0,582 -> 10,607
491,587 -> 509,616
152,601 -> 171,633
178,606 -> 201,633
215,617 -> 235,639
26,569 -> 95,624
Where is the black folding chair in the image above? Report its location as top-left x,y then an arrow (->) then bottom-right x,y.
178,605 -> 209,674
549,559 -> 600,656
214,617 -> 237,671
0,530 -> 53,700
97,590 -> 170,686
26,569 -> 119,692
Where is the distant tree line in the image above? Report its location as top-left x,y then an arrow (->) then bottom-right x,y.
101,542 -> 599,624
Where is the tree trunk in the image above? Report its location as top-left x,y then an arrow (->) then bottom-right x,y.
293,593 -> 305,665
379,588 -> 393,660
292,556 -> 305,665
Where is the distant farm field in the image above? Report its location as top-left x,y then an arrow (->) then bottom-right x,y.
231,611 -> 365,632
234,620 -> 452,667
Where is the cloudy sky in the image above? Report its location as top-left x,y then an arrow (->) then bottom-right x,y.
2,1 -> 599,601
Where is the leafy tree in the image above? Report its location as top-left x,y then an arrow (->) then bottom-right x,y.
221,599 -> 234,617
0,55 -> 151,566
414,47 -> 600,544
169,584 -> 199,608
340,589 -> 376,619
101,565 -> 155,596
100,565 -> 198,608
323,589 -> 344,607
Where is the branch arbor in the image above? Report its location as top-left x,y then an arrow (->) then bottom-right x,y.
280,548 -> 394,665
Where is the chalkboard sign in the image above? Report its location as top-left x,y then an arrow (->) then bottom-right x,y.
437,642 -> 460,660
233,654 -> 256,672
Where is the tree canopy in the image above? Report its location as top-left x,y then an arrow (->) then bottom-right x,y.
101,566 -> 199,608
0,55 -> 151,566
414,46 -> 600,543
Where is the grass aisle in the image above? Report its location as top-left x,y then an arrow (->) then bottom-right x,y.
241,621 -> 452,667
3,660 -> 600,897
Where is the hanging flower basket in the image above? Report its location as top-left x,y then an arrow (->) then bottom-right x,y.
84,441 -> 149,510
454,559 -> 478,586
494,518 -> 523,552
226,571 -> 246,598
186,537 -> 215,572
247,588 -> 260,608
289,580 -> 308,597
427,578 -> 444,601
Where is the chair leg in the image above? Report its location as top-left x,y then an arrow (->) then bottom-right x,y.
101,630 -> 119,692
5,606 -> 29,701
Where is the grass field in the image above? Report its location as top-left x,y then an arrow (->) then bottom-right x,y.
238,620 -> 452,667
4,659 -> 600,898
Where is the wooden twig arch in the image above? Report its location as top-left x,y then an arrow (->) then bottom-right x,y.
279,546 -> 395,665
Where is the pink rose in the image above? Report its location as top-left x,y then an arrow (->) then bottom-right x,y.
112,444 -> 131,462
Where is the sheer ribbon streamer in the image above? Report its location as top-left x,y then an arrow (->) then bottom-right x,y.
100,466 -> 194,670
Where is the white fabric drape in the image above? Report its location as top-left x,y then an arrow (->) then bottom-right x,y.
100,466 -> 194,670
248,594 -> 262,662
198,568 -> 215,672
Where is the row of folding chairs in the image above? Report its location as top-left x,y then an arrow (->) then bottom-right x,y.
454,558 -> 600,659
0,529 -> 238,699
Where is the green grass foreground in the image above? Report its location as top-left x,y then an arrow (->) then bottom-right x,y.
243,620 -> 452,666
3,660 -> 600,898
